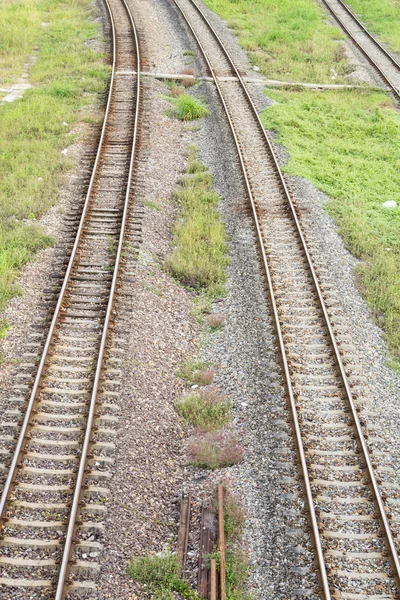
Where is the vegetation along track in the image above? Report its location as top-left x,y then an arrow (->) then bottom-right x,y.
320,0 -> 400,100
0,0 -> 141,596
170,0 -> 400,598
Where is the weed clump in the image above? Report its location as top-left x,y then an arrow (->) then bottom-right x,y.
127,552 -> 200,599
188,432 -> 243,470
176,388 -> 231,431
173,94 -> 209,121
178,357 -> 214,386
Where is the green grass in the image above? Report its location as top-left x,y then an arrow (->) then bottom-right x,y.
127,552 -> 200,600
175,388 -> 231,431
0,0 -> 41,86
262,87 -> 400,363
0,221 -> 53,313
209,490 -> 251,600
172,94 -> 209,121
166,147 -> 229,296
346,0 -> 400,53
202,0 -> 350,83
144,199 -> 161,211
0,0 -> 108,315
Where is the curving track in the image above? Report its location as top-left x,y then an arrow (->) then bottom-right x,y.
319,0 -> 400,100
169,0 -> 400,598
0,0 -> 141,596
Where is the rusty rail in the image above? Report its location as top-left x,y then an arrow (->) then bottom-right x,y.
169,0 -> 400,596
319,0 -> 400,101
0,0 -> 141,596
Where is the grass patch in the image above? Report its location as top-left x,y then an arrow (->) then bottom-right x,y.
144,199 -> 161,211
172,94 -> 208,121
345,0 -> 400,54
0,221 -> 54,310
176,388 -> 231,430
188,431 -> 243,469
262,87 -> 400,362
127,552 -> 200,600
202,0 -> 350,83
166,147 -> 229,296
178,357 -> 214,386
0,0 -> 108,315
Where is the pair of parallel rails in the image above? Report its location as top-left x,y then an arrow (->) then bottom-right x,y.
0,0 -> 399,597
0,0 -> 140,596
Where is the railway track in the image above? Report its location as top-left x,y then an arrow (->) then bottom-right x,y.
319,0 -> 400,100
0,0 -> 141,596
169,0 -> 400,598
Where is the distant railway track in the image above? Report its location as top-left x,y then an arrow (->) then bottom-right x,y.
320,0 -> 400,101
0,0 -> 141,595
169,0 -> 400,597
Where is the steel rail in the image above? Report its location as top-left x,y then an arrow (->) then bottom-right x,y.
0,0 -> 117,524
55,0 -> 141,596
331,0 -> 400,69
169,0 -> 331,597
0,0 -> 141,596
171,0 -> 400,595
319,0 -> 400,100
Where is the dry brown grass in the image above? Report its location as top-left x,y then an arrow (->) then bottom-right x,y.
206,313 -> 225,331
188,431 -> 243,469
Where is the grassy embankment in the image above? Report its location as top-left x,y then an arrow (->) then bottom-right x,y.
345,0 -> 400,53
203,0 -> 400,366
0,0 -> 108,333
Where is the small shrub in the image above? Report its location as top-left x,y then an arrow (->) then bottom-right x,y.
193,369 -> 214,386
127,552 -> 200,600
188,432 -> 243,469
180,67 -> 195,76
206,313 -> 225,331
183,50 -> 197,57
174,94 -> 209,121
176,387 -> 231,430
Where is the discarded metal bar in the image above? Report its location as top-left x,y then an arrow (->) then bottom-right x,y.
177,494 -> 191,570
198,503 -> 212,598
211,558 -> 217,600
